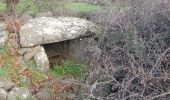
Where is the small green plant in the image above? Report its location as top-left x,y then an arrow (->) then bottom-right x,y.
28,67 -> 46,83
0,46 -> 7,54
50,60 -> 82,77
64,3 -> 100,12
24,60 -> 46,82
0,64 -> 10,78
16,96 -> 22,100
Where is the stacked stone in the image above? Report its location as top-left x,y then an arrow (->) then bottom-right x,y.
0,79 -> 32,100
0,17 -> 98,72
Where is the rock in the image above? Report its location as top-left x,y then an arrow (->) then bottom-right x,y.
7,87 -> 31,100
41,81 -> 51,88
57,93 -> 77,100
20,62 -> 29,72
24,46 -> 41,61
34,46 -> 49,72
19,17 -> 98,47
32,95 -> 39,100
37,12 -> 53,17
0,23 -> 5,31
16,56 -> 24,64
17,48 -> 32,55
90,82 -> 115,98
16,57 -> 30,72
0,23 -> 7,47
0,88 -> 7,100
0,80 -> 15,91
0,31 -> 8,48
20,76 -> 30,86
36,91 -> 51,100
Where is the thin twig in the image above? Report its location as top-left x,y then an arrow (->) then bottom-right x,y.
150,47 -> 170,75
148,92 -> 170,100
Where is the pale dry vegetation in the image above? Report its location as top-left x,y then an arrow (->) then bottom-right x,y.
84,0 -> 170,99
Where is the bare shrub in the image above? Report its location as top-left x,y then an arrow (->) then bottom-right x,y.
86,0 -> 170,99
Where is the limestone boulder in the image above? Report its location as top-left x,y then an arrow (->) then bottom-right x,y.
36,91 -> 51,100
17,48 -> 32,55
0,23 -> 5,31
0,80 -> 15,91
0,88 -> 7,100
23,46 -> 41,61
7,87 -> 31,100
19,17 -> 98,47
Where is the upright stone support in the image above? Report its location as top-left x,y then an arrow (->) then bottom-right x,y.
34,46 -> 49,72
0,23 -> 7,48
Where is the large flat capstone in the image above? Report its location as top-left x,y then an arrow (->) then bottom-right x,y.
19,17 -> 97,47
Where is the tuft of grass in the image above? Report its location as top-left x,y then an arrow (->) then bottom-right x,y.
24,60 -> 47,83
0,46 -> 7,54
50,60 -> 82,77
64,3 -> 100,12
0,44 -> 9,54
0,64 -> 10,78
28,67 -> 46,83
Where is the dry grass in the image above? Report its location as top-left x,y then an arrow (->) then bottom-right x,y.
85,0 -> 170,99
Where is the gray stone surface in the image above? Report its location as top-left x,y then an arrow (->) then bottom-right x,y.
24,46 -> 41,61
36,91 -> 51,100
0,80 -> 15,91
0,31 -> 8,48
90,82 -> 116,98
0,23 -> 7,47
34,46 -> 49,72
19,17 -> 98,47
0,23 -> 5,31
32,95 -> 39,100
56,93 -> 77,100
17,48 -> 32,55
7,87 -> 31,100
0,88 -> 7,100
